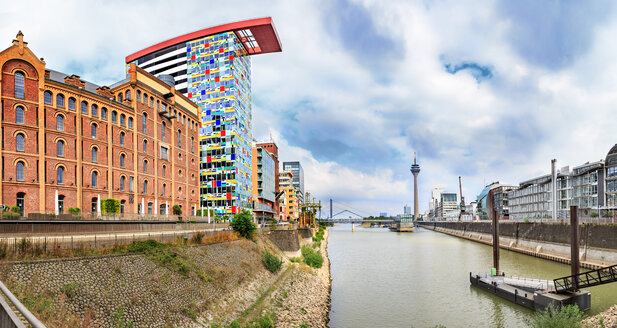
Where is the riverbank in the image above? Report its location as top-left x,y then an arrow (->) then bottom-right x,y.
585,305 -> 617,327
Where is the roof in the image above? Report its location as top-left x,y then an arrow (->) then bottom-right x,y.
607,144 -> 617,166
126,17 -> 282,63
47,69 -> 101,94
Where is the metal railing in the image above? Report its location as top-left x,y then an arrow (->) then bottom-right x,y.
554,264 -> 617,293
0,279 -> 45,327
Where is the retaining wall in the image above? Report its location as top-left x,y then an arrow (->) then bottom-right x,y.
268,230 -> 301,252
0,221 -> 229,235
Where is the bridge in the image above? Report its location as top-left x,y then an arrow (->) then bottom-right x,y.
319,218 -> 395,224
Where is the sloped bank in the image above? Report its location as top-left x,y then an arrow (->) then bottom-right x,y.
0,235 -> 290,327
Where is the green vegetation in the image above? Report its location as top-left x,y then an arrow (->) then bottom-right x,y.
244,312 -> 276,328
101,198 -> 120,215
289,256 -> 302,263
190,231 -> 205,244
301,245 -> 323,268
230,210 -> 257,239
68,207 -> 80,215
60,282 -> 79,298
528,304 -> 586,328
196,208 -> 215,217
590,211 -> 599,218
262,248 -> 283,273
296,323 -> 309,328
173,204 -> 182,215
111,310 -> 134,328
182,304 -> 198,322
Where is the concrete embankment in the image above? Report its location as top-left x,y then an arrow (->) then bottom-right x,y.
420,222 -> 617,269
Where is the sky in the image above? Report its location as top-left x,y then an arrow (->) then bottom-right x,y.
2,0 -> 616,217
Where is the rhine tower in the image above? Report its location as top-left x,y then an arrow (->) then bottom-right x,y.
410,152 -> 421,220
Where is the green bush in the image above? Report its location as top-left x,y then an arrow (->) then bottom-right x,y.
172,204 -> 182,215
127,239 -> 161,253
11,206 -> 21,213
60,282 -> 79,298
590,212 -> 599,218
101,199 -> 120,215
289,257 -> 302,263
528,304 -> 585,328
262,248 -> 282,273
68,207 -> 80,214
301,245 -> 323,268
230,210 -> 256,239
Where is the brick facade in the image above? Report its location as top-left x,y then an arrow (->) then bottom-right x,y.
0,32 -> 199,217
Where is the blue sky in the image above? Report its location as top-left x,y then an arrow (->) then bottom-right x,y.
3,0 -> 617,217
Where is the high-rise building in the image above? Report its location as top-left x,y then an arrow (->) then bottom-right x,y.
0,32 -> 199,217
379,212 -> 388,217
438,193 -> 458,219
251,144 -> 276,222
125,18 -> 282,216
282,161 -> 304,202
403,205 -> 412,215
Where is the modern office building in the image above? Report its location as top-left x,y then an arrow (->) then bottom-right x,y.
279,170 -> 293,188
437,193 -> 457,219
125,18 -> 282,216
403,205 -> 412,215
0,33 -> 199,216
476,182 -> 516,220
282,161 -> 304,203
251,144 -> 276,221
279,186 -> 297,222
606,144 -> 617,209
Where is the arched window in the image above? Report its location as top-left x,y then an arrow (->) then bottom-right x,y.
91,147 -> 98,163
143,160 -> 147,173
101,107 -> 107,120
111,111 -> 117,123
120,153 -> 125,168
143,139 -> 147,152
120,176 -> 126,191
56,115 -> 64,131
162,183 -> 166,196
128,117 -> 133,129
120,114 -> 126,126
125,90 -> 131,100
57,140 -> 64,157
143,180 -> 148,194
16,161 -> 24,181
57,167 -> 64,185
119,132 -> 125,146
117,93 -> 123,103
143,93 -> 147,103
56,94 -> 65,108
136,90 -> 141,102
91,171 -> 98,188
162,165 -> 166,177
81,101 -> 88,114
14,72 -> 24,99
191,136 -> 194,153
44,91 -> 52,105
91,124 -> 97,139
91,104 -> 98,117
147,202 -> 153,214
68,97 -> 76,111
16,133 -> 24,151
161,122 -> 166,141
177,130 -> 181,147
150,97 -> 153,107
15,106 -> 24,124
142,113 -> 147,134
130,176 -> 134,192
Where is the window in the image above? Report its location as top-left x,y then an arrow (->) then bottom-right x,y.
143,160 -> 147,173
58,195 -> 65,214
16,133 -> 24,151
191,137 -> 194,153
16,106 -> 24,124
91,171 -> 98,188
161,146 -> 168,160
68,97 -> 76,111
92,147 -> 98,163
143,180 -> 148,194
91,198 -> 98,213
16,193 -> 25,215
162,184 -> 166,196
177,130 -> 181,147
128,117 -> 133,129
91,124 -> 97,139
148,202 -> 153,214
111,111 -> 117,123
119,132 -> 125,146
56,115 -> 64,131
162,165 -> 166,177
101,107 -> 107,120
120,176 -> 125,191
136,90 -> 141,102
118,93 -> 123,103
178,169 -> 182,177
57,167 -> 64,184
160,204 -> 167,215
150,97 -> 153,107
91,104 -> 98,117
56,94 -> 65,108
120,114 -> 126,126
81,101 -> 88,114
143,140 -> 147,152
44,91 -> 52,105
120,153 -> 125,168
16,161 -> 24,181
14,72 -> 24,99
142,113 -> 147,134
143,93 -> 148,103
121,200 -> 125,214
57,140 -> 64,157
125,90 -> 131,100
161,122 -> 166,141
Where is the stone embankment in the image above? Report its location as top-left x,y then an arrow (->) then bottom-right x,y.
585,305 -> 617,327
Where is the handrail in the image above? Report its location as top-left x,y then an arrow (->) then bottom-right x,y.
0,280 -> 46,327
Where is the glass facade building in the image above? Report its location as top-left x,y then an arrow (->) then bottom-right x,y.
282,161 -> 304,202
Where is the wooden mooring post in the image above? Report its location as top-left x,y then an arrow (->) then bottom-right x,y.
571,205 -> 580,290
492,209 -> 500,275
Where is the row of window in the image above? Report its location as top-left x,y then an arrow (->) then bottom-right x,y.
131,89 -> 198,132
44,91 -> 136,128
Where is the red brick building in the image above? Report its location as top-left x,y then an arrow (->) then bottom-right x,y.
0,32 -> 200,217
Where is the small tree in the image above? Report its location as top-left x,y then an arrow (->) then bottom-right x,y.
230,210 -> 256,239
172,205 -> 182,215
101,199 -> 120,215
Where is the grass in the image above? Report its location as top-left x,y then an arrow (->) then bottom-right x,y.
262,248 -> 283,273
60,282 -> 79,298
301,245 -> 323,268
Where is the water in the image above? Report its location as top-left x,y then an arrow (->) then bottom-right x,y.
328,225 -> 617,328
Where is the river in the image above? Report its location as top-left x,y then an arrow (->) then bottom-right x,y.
327,225 -> 617,328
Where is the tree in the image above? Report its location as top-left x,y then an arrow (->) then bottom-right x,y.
101,199 -> 120,215
230,210 -> 256,239
172,205 -> 182,215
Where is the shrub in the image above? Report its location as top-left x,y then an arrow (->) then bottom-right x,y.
0,242 -> 7,259
528,304 -> 585,328
289,257 -> 302,263
230,210 -> 256,239
101,199 -> 120,215
68,207 -> 81,214
590,212 -> 599,218
301,245 -> 323,268
524,218 -> 530,223
172,205 -> 182,215
60,282 -> 79,298
11,206 -> 21,213
127,239 -> 160,253
111,310 -> 134,328
190,231 -> 205,244
263,248 -> 283,273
